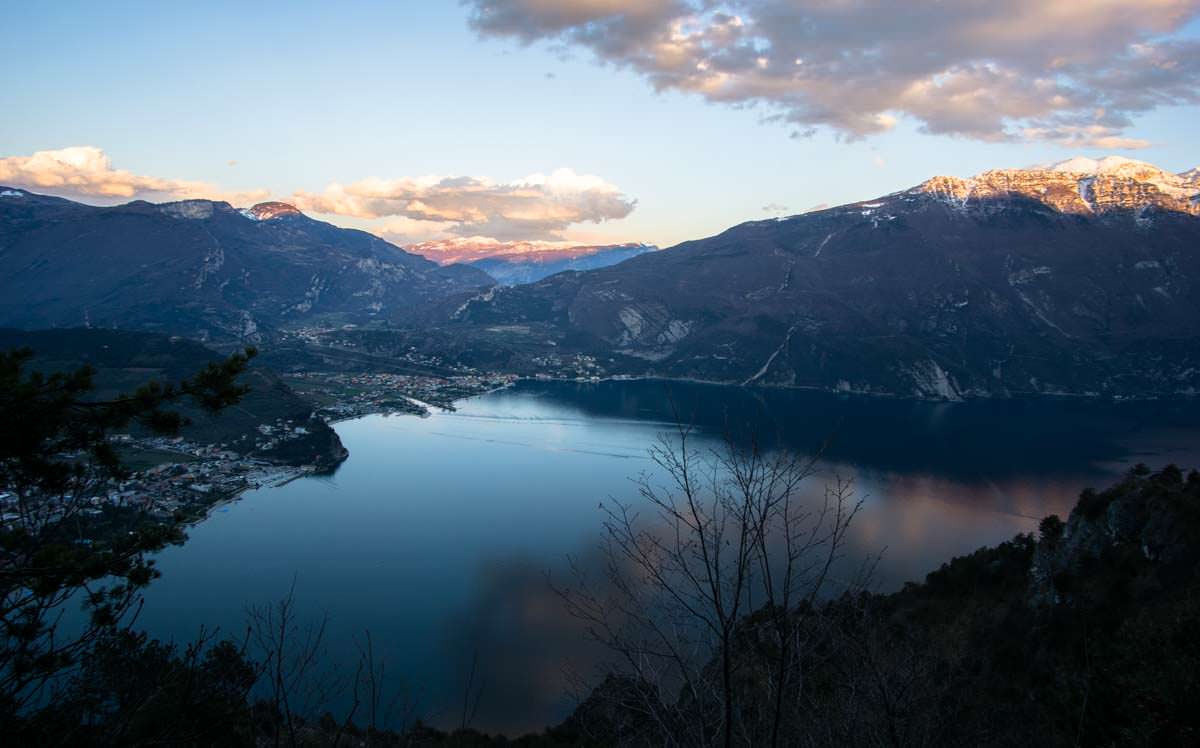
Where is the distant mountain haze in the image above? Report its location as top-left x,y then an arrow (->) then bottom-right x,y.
467,244 -> 656,286
401,237 -> 657,285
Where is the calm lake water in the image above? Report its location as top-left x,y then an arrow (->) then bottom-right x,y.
136,380 -> 1200,734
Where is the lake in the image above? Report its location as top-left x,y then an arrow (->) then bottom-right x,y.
135,380 -> 1200,734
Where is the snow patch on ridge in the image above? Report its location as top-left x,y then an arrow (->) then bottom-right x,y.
1046,156 -> 1150,175
1045,156 -> 1196,200
916,156 -> 1200,215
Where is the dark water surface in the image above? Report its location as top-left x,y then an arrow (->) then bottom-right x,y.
137,380 -> 1200,734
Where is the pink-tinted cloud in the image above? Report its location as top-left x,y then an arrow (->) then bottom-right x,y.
466,0 -> 1200,147
403,235 -> 644,264
0,146 -> 268,205
292,167 -> 636,241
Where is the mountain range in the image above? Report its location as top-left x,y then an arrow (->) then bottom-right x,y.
0,190 -> 491,341
2,156 -> 1198,399
468,243 -> 656,286
424,156 -> 1200,398
402,237 -> 657,286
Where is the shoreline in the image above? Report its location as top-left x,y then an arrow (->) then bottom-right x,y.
174,379 -> 521,527
177,465 -> 315,527
516,372 -> 1198,404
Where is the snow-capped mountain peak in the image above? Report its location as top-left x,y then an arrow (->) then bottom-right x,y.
244,201 -> 303,221
1044,155 -> 1160,177
915,155 -> 1200,215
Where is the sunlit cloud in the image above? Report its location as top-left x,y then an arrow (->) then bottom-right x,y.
0,146 -> 269,205
0,147 -> 643,252
292,167 -> 637,241
465,0 -> 1200,147
404,236 -> 580,263
402,235 -> 644,264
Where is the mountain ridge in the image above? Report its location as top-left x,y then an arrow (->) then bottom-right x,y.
913,156 -> 1200,216
406,155 -> 1200,399
4,155 -> 1199,400
0,189 -> 493,341
469,243 -> 656,285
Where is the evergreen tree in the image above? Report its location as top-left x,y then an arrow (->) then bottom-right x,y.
0,345 -> 255,726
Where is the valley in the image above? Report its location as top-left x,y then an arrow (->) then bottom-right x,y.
4,155 -> 1196,567
416,157 -> 1200,399
0,328 -> 515,550
5,156 -> 1197,402
7,6 -> 1200,744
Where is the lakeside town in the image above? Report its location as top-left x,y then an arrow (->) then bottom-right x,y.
0,436 -> 313,529
0,370 -> 517,540
282,370 -> 518,420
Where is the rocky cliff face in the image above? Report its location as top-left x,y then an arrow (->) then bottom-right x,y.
1029,465 -> 1200,607
425,156 -> 1200,399
0,190 -> 493,341
918,156 -> 1200,217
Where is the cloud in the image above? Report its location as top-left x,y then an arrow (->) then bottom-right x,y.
1019,124 -> 1151,150
292,167 -> 636,241
0,147 -> 639,246
0,146 -> 268,205
465,0 -> 1200,146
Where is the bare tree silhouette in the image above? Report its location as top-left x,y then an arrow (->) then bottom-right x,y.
558,416 -> 870,748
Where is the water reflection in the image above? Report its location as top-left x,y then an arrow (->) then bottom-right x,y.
136,380 -> 1200,734
439,555 -> 609,734
519,379 -> 1199,479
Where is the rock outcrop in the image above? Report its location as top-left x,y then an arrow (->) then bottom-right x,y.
1030,465 -> 1200,606
917,156 -> 1200,216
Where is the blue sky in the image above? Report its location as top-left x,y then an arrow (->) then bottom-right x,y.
2,1 -> 1198,251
